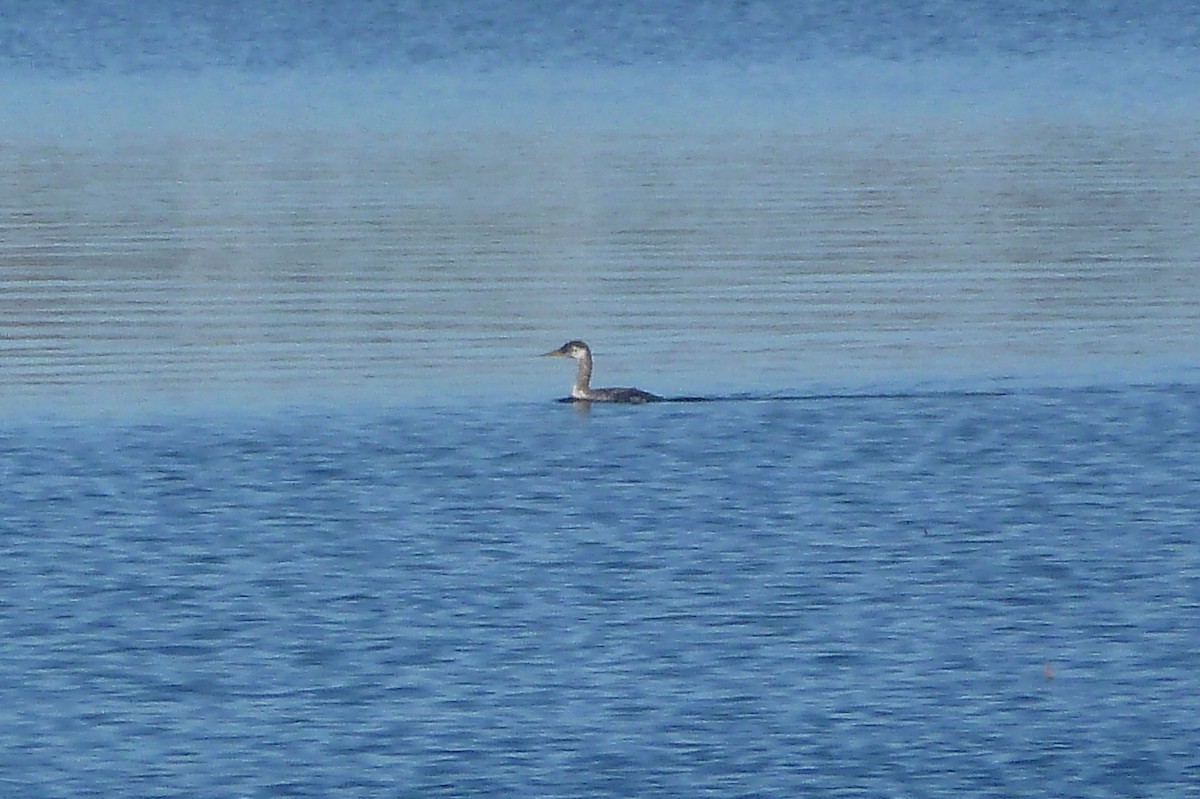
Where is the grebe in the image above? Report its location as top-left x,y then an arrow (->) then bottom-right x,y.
541,340 -> 663,403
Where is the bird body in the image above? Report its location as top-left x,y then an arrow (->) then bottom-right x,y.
541,340 -> 662,403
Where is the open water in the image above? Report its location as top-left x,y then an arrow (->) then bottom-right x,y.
2,2 -> 1199,797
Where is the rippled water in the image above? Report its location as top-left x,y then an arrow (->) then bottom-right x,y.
3,2 -> 1200,797
4,386 -> 1199,797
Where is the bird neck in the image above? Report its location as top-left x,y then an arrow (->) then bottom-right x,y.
572,351 -> 593,398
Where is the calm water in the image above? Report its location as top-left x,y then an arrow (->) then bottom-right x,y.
3,2 -> 1200,796
4,120 -> 1198,411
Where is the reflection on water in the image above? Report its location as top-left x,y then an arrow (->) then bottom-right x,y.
2,122 -> 1198,412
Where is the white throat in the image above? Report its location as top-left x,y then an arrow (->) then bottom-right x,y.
571,350 -> 593,399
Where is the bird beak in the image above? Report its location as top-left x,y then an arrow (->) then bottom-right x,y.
541,347 -> 565,357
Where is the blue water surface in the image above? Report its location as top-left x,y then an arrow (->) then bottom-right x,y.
3,2 -> 1200,797
2,386 -> 1199,797
5,0 -> 1199,72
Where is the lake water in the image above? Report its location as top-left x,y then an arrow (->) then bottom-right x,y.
2,2 -> 1200,796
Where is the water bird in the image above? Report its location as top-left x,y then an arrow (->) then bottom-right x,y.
541,340 -> 663,403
